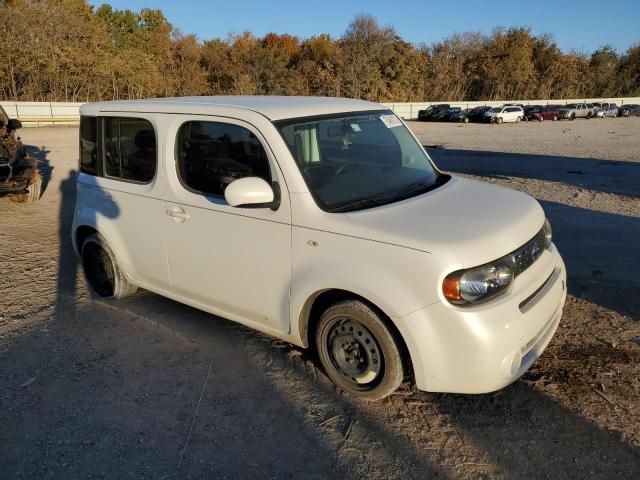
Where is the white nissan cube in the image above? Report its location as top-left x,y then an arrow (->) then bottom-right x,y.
73,96 -> 566,400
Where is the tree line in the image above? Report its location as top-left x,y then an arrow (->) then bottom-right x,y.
1,0 -> 639,103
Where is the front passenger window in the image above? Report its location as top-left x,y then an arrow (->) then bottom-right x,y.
176,121 -> 272,198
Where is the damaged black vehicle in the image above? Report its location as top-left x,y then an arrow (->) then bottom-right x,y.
0,106 -> 41,203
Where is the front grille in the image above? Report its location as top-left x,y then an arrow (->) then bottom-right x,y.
512,228 -> 547,277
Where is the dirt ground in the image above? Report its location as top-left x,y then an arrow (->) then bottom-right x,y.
1,120 -> 639,479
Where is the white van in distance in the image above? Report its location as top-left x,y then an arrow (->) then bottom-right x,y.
73,96 -> 566,400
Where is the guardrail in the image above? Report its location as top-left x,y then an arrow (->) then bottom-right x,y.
0,101 -> 83,126
3,98 -> 640,124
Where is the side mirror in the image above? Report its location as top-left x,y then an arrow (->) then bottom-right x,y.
7,119 -> 22,130
224,176 -> 276,209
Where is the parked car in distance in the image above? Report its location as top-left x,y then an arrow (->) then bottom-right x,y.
595,102 -> 619,118
432,107 -> 461,122
484,105 -> 525,124
449,108 -> 473,123
524,105 -> 561,122
619,104 -> 640,117
73,96 -> 566,400
558,103 -> 593,120
468,106 -> 492,122
417,104 -> 450,121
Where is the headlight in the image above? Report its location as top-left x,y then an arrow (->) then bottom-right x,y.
443,219 -> 553,306
443,256 -> 515,305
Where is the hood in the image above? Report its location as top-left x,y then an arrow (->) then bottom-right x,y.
343,176 -> 545,267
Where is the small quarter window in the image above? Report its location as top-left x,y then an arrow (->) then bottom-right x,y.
102,117 -> 156,183
176,121 -> 271,198
80,116 -> 98,175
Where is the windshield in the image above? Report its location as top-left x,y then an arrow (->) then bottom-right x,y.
276,110 -> 445,212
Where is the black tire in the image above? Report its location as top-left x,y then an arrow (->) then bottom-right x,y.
13,169 -> 42,204
315,300 -> 405,400
496,117 -> 503,124
570,113 -> 576,121
81,233 -> 137,299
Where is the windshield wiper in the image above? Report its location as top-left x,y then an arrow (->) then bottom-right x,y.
327,195 -> 393,213
327,175 -> 450,213
390,174 -> 450,201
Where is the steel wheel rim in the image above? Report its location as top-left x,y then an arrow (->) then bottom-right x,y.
325,318 -> 384,389
83,243 -> 115,297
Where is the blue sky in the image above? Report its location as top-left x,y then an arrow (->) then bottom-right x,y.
89,0 -> 639,53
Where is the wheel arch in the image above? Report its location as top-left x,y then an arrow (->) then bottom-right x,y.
298,288 -> 413,377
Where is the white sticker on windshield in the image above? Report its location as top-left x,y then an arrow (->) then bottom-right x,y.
379,114 -> 403,128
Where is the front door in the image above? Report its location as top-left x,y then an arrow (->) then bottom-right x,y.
162,116 -> 292,334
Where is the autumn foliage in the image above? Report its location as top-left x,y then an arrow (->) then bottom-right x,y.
1,0 -> 638,102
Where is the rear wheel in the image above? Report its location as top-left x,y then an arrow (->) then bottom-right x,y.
516,116 -> 521,123
552,115 -> 558,121
81,233 -> 137,299
570,113 -> 576,121
538,116 -> 544,122
315,300 -> 405,400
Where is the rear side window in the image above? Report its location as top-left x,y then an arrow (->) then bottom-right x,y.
80,116 -> 99,175
102,117 -> 156,183
176,121 -> 271,198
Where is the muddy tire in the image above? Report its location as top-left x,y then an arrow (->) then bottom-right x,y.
13,169 -> 42,204
315,300 -> 405,400
81,233 -> 137,299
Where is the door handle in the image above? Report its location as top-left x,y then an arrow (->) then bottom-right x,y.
165,206 -> 190,223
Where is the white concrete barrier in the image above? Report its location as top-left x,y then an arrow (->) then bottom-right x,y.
2,97 -> 640,123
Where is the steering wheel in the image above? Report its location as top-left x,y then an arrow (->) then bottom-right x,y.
335,160 -> 358,176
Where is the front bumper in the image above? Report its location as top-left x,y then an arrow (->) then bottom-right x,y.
394,244 -> 566,393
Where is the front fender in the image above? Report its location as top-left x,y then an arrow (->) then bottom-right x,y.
290,226 -> 460,346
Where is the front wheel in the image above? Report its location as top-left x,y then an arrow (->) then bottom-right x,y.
552,115 -> 558,121
538,116 -> 544,122
315,300 -> 405,400
496,117 -> 503,124
515,116 -> 521,123
82,233 -> 137,299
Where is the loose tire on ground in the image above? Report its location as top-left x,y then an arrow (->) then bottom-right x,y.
81,233 -> 137,299
315,300 -> 405,400
13,169 -> 42,204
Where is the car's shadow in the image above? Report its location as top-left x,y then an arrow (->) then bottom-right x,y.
77,290 -> 640,478
427,147 -> 640,198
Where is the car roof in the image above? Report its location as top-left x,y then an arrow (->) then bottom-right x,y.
80,96 -> 385,121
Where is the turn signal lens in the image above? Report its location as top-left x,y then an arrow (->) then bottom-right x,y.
442,276 -> 462,302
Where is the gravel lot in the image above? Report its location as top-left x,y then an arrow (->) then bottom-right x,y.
1,120 -> 639,479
